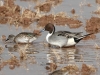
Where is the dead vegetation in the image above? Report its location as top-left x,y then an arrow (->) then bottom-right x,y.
0,0 -> 100,74
20,0 -> 38,3
34,2 -> 52,13
37,13 -> 82,28
93,6 -> 100,15
71,9 -> 75,14
0,45 -> 4,54
20,0 -> 63,6
94,43 -> 100,49
0,43 -> 37,70
83,34 -> 96,40
61,64 -> 79,74
0,0 -> 82,29
0,0 -> 36,29
0,0 -> 99,34
46,0 -> 63,6
85,17 -> 100,33
33,29 -> 41,36
46,63 -> 57,72
0,56 -> 20,70
96,0 -> 100,4
49,64 -> 97,75
81,64 -> 96,75
1,35 -> 6,41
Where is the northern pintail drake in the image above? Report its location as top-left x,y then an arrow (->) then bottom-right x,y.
42,23 -> 93,48
6,32 -> 39,43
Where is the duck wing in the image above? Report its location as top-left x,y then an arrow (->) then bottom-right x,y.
56,31 -> 83,38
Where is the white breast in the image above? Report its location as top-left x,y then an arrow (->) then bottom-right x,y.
46,33 -> 68,47
46,33 -> 52,43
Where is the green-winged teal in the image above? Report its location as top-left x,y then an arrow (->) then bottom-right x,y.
6,32 -> 40,43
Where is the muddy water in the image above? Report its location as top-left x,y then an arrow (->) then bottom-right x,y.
0,0 -> 100,75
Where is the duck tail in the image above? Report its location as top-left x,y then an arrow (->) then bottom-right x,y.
78,33 -> 93,40
74,33 -> 93,43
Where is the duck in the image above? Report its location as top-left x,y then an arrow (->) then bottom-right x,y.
41,23 -> 93,48
6,32 -> 40,43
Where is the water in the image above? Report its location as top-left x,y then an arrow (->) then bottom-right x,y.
0,0 -> 100,75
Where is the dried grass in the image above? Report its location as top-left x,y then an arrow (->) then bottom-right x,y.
46,63 -> 57,72
37,13 -> 82,28
93,6 -> 100,15
83,34 -> 96,40
34,2 -> 52,13
0,52 -> 20,70
1,35 -> 6,41
0,45 -> 4,54
85,17 -> 100,33
46,0 -> 63,6
50,64 -> 97,75
96,0 -> 100,4
0,0 -> 82,29
81,64 -> 96,75
94,43 -> 100,49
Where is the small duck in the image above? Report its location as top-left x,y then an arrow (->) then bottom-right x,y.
6,32 -> 39,43
42,23 -> 93,48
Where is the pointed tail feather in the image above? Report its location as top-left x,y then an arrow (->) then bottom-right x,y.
78,33 -> 93,40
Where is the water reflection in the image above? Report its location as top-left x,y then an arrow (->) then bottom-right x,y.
0,43 -> 38,70
47,47 -> 81,64
5,43 -> 39,54
0,41 -> 98,75
46,47 -> 80,74
46,46 -> 97,75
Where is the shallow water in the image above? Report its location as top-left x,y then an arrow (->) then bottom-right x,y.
0,0 -> 100,75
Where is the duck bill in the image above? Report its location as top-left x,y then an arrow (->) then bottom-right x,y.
5,39 -> 9,41
40,29 -> 45,33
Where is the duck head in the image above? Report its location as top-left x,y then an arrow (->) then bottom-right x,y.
41,23 -> 55,34
6,34 -> 15,43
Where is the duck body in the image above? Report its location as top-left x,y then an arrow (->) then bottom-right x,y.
6,32 -> 38,43
43,23 -> 93,48
14,32 -> 37,43
46,31 -> 81,47
46,32 -> 68,47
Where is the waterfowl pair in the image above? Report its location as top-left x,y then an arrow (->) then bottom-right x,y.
42,23 -> 93,48
6,32 -> 39,43
6,23 -> 92,46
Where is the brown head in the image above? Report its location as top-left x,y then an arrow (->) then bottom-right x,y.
44,23 -> 55,34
